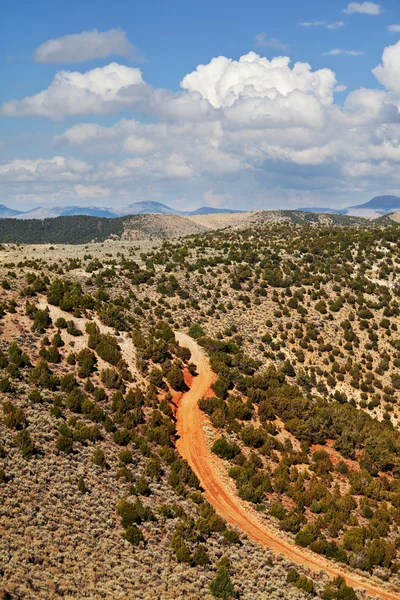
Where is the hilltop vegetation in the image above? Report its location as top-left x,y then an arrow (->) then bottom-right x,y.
0,215 -> 126,244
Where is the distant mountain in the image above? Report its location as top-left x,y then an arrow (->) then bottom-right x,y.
17,206 -> 118,220
118,201 -> 182,216
189,206 -> 242,216
348,195 -> 400,212
0,201 -> 241,219
297,207 -> 346,215
0,204 -> 23,217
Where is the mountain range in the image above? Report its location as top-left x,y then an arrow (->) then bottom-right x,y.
1,195 -> 399,220
0,201 -> 241,220
299,195 -> 400,217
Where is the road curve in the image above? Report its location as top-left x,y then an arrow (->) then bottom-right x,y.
175,332 -> 400,600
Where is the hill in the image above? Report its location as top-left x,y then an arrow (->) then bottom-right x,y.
348,195 -> 400,212
0,204 -> 23,218
17,206 -> 118,220
2,220 -> 400,599
0,215 -> 125,244
0,210 -> 376,245
119,201 -> 183,215
0,201 -> 242,220
189,206 -> 242,215
297,206 -> 346,215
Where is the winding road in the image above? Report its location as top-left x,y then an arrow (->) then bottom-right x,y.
175,332 -> 400,600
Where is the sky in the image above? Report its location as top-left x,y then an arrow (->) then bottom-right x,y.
1,0 -> 400,212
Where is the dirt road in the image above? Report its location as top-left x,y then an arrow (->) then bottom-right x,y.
175,332 -> 400,600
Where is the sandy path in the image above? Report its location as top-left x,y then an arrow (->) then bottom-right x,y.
175,332 -> 400,600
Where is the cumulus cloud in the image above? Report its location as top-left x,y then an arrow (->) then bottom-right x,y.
33,28 -> 142,64
343,2 -> 382,15
181,52 -> 337,108
323,49 -> 365,56
388,25 -> 400,32
4,44 -> 400,209
0,63 -> 145,119
254,33 -> 288,51
372,41 -> 400,93
0,157 -> 92,183
73,184 -> 110,198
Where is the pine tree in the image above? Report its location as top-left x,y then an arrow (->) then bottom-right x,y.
209,566 -> 236,599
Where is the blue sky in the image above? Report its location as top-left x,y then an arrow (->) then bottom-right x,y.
1,0 -> 400,211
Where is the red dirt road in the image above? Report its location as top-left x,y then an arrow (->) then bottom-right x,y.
175,332 -> 400,600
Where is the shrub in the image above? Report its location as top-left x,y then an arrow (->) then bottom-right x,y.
167,365 -> 185,391
0,377 -> 12,393
119,449 -> 133,465
56,435 -> 73,454
124,524 -> 144,546
65,388 -> 86,413
148,368 -> 164,388
212,437 -> 241,460
295,523 -> 320,548
92,448 -> 107,467
3,401 -> 27,429
8,342 -> 29,367
14,429 -> 35,459
113,429 -> 131,446
77,477 -> 86,494
28,389 -> 43,404
130,476 -> 151,497
322,577 -> 357,600
76,348 -> 97,378
95,335 -> 121,366
32,309 -> 52,333
294,576 -> 314,594
209,566 -> 237,599
189,324 -> 205,339
193,545 -> 210,566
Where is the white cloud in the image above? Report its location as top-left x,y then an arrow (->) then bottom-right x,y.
73,184 -> 110,198
343,2 -> 382,15
0,63 -> 145,119
299,21 -> 345,29
327,21 -> 346,29
254,33 -> 288,51
0,157 -> 92,182
181,52 -> 337,108
203,189 -> 233,207
33,28 -> 143,64
388,25 -> 400,32
323,49 -> 365,56
372,41 -> 400,93
4,43 -> 400,209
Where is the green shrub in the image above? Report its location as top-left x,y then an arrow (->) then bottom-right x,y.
193,545 -> 210,566
209,566 -> 237,599
56,436 -> 73,454
124,524 -> 144,546
212,437 -> 241,460
92,448 -> 107,467
3,401 -> 27,429
14,429 -> 35,459
28,389 -> 43,404
189,324 -> 205,339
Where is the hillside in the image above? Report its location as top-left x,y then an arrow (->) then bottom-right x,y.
2,220 -> 400,599
0,210 -> 371,245
0,215 -> 126,244
348,196 -> 400,212
0,204 -> 23,218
